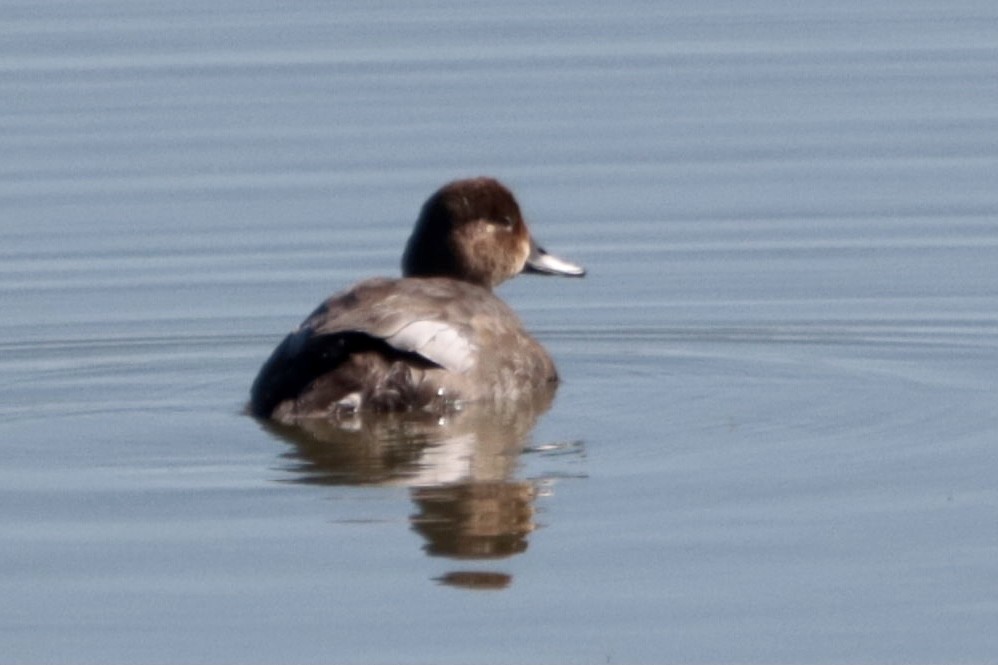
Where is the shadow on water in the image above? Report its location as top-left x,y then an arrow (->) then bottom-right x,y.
256,383 -> 569,591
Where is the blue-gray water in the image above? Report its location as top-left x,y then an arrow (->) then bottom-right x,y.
2,2 -> 998,663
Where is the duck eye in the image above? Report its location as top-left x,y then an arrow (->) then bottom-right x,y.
498,215 -> 515,228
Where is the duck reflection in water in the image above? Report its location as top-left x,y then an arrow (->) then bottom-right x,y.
263,383 -> 558,590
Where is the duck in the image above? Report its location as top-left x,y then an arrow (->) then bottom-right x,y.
249,177 -> 585,424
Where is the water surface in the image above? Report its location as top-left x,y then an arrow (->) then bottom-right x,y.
2,1 -> 998,663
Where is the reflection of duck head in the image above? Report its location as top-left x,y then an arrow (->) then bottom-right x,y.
260,386 -> 555,587
410,480 -> 536,559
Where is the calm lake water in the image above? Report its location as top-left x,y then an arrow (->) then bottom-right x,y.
3,1 -> 998,663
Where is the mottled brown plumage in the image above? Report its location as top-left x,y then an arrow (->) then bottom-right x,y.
250,177 -> 584,424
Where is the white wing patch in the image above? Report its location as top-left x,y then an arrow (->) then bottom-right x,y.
384,320 -> 476,374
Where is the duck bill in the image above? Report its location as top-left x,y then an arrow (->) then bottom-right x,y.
523,240 -> 586,277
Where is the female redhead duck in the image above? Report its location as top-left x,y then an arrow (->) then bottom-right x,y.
250,177 -> 585,423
